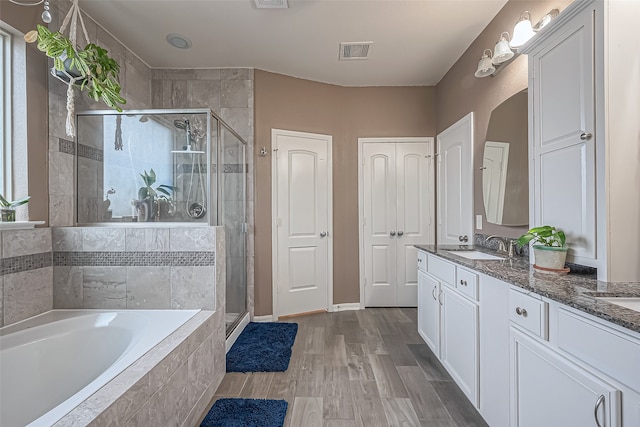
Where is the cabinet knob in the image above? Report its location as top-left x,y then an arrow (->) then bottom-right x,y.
458,235 -> 469,242
459,279 -> 467,286
580,132 -> 593,141
515,307 -> 528,317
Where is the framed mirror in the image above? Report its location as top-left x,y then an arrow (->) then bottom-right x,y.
482,90 -> 528,226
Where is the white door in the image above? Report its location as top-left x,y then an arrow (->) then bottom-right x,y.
437,113 -> 473,245
272,129 -> 332,317
360,139 -> 434,307
482,141 -> 509,224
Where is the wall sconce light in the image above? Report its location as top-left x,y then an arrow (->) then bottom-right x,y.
474,8 -> 559,79
492,32 -> 514,65
475,49 -> 496,78
510,9 -> 559,49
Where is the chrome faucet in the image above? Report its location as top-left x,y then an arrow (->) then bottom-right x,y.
486,235 -> 508,255
486,235 -> 519,257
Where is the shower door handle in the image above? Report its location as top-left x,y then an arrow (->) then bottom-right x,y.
320,231 -> 327,238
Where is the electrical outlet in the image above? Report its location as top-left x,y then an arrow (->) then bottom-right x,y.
476,215 -> 483,230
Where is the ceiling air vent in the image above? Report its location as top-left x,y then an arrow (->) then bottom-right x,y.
339,42 -> 372,60
254,0 -> 288,8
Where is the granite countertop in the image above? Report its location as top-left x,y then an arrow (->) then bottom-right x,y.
415,244 -> 640,334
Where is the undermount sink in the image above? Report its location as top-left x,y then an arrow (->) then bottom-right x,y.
448,250 -> 505,261
596,298 -> 640,313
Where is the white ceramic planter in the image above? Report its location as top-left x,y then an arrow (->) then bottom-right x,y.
533,245 -> 568,270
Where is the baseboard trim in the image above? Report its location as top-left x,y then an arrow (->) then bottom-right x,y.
252,315 -> 274,322
331,303 -> 361,312
225,312 -> 250,353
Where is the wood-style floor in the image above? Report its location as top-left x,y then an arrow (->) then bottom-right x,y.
211,308 -> 489,427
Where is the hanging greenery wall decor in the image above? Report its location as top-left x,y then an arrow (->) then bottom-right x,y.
24,0 -> 126,137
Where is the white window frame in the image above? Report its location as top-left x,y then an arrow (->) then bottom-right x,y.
0,26 -> 12,200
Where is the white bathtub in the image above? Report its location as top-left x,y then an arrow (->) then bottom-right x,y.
0,309 -> 199,427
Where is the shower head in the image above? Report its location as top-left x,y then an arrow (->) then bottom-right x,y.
172,119 -> 205,154
174,119 -> 190,131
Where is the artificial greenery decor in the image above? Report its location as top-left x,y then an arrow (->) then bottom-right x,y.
0,194 -> 31,222
30,25 -> 126,112
516,225 -> 566,248
138,169 -> 177,201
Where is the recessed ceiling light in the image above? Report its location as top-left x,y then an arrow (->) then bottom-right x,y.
166,34 -> 192,49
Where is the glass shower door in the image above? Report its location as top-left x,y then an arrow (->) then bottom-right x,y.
219,124 -> 247,335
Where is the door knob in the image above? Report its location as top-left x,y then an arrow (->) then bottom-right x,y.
397,230 -> 404,237
390,230 -> 396,237
580,132 -> 593,141
459,235 -> 468,242
320,231 -> 327,238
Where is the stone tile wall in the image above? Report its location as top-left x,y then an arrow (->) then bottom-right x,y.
151,69 -> 255,318
0,228 -> 53,327
52,227 -> 221,311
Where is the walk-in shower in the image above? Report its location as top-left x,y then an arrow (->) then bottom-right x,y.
76,109 -> 248,334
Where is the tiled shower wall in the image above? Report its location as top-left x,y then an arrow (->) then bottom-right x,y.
0,229 -> 53,327
0,226 -> 224,327
52,227 -> 220,311
151,69 -> 256,317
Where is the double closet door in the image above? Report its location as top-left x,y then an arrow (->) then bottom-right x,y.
361,139 -> 434,307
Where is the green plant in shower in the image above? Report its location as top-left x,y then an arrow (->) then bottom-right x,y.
138,169 -> 177,201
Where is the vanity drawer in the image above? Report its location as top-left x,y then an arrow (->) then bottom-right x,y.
417,251 -> 427,273
427,254 -> 455,285
509,288 -> 548,340
456,267 -> 478,301
557,308 -> 640,393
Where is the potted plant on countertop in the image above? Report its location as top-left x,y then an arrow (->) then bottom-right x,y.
517,225 -> 569,274
0,194 -> 31,223
133,169 -> 177,222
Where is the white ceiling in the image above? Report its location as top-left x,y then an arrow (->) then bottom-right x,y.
78,0 -> 508,87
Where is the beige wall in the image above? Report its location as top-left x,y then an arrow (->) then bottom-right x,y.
1,2 -> 49,224
435,0 -> 571,239
254,70 -> 436,315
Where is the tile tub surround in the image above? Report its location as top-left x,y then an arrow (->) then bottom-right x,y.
415,244 -> 640,333
52,226 -> 221,311
52,310 -> 226,427
0,228 -> 54,327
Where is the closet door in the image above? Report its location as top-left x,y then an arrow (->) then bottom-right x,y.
362,143 -> 397,306
362,140 -> 434,307
396,142 -> 432,306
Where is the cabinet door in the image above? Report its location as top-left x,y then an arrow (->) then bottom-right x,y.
418,271 -> 440,356
531,5 -> 597,266
510,328 -> 621,427
440,285 -> 479,407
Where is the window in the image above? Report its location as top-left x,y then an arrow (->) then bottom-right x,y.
0,21 -> 28,211
0,26 -> 11,199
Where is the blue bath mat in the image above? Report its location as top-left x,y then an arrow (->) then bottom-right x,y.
200,398 -> 288,427
226,322 -> 298,372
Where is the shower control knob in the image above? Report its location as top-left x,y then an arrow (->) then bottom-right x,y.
320,231 -> 327,238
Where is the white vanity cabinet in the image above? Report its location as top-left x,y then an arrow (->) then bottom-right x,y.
523,0 -> 640,281
417,252 -> 479,407
510,327 -> 621,427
